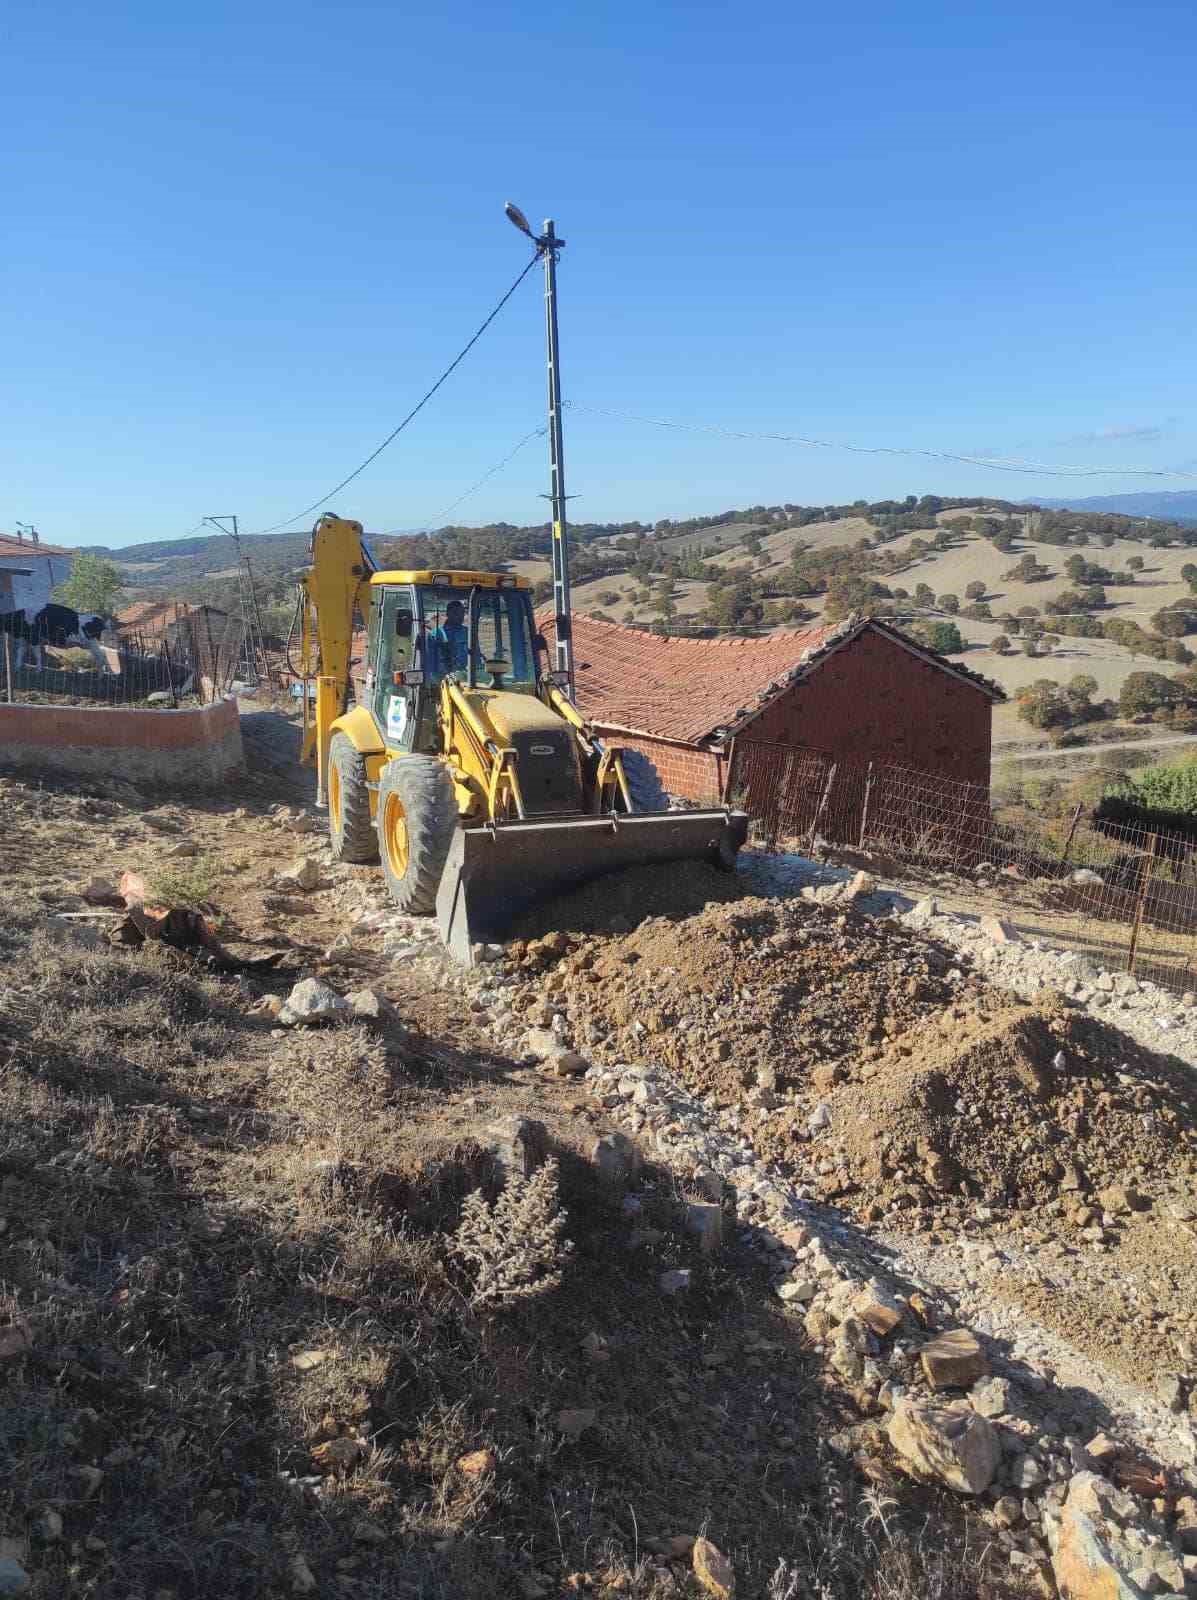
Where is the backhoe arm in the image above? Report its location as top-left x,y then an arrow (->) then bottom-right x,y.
299,514 -> 375,803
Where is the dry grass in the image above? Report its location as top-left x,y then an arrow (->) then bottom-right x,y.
0,882 -> 1029,1599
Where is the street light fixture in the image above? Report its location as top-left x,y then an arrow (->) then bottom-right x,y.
504,201 -> 533,238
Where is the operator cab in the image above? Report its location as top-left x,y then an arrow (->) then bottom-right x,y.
365,571 -> 541,753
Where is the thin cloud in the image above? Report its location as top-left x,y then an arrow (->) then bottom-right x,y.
1059,418 -> 1178,447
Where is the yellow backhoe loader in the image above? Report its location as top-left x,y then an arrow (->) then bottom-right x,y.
296,513 -> 748,960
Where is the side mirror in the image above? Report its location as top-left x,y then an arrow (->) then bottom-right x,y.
534,633 -> 548,655
396,612 -> 413,638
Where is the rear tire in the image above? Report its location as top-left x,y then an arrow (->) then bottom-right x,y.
376,756 -> 458,915
328,732 -> 378,864
620,748 -> 669,813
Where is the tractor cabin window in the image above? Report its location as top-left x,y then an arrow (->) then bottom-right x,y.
418,586 -> 536,689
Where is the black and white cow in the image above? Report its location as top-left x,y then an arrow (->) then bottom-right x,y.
0,604 -> 110,671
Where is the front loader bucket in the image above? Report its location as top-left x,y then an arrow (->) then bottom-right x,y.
435,809 -> 750,964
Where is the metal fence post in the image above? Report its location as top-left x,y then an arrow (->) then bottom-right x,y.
1126,833 -> 1159,976
4,633 -> 11,703
858,761 -> 876,849
1058,802 -> 1084,868
162,638 -> 179,709
807,761 -> 838,853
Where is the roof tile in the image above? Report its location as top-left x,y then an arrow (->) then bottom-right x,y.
541,613 -> 1003,743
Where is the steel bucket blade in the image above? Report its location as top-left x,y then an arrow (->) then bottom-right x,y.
435,809 -> 749,963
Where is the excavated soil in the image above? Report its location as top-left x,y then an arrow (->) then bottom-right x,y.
510,859 -> 745,940
520,897 -> 1197,1226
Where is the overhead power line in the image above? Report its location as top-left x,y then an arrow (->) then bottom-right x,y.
434,424 -> 548,522
571,404 -> 1197,481
245,254 -> 542,538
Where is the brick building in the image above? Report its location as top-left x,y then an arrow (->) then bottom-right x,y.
541,614 -> 1005,804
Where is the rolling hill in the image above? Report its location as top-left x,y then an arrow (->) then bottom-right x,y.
1035,489 -> 1197,524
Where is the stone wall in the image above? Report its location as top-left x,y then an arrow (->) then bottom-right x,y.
0,696 -> 243,790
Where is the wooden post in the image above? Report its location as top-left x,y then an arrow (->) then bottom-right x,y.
807,760 -> 838,853
858,762 -> 876,849
1058,802 -> 1084,868
1126,833 -> 1159,975
162,637 -> 179,709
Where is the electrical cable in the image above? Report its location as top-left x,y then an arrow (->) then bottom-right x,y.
433,423 -> 548,522
245,253 -> 542,537
571,404 -> 1197,482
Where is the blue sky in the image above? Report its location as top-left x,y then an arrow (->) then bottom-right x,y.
3,0 -> 1196,549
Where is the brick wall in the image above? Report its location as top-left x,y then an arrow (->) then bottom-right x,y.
0,696 -> 244,790
743,629 -> 992,786
594,727 -> 725,805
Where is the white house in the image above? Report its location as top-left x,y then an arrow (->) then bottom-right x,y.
0,533 -> 75,618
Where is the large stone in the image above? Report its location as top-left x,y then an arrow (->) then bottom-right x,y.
886,1400 -> 1001,1495
488,1115 -> 548,1181
840,870 -> 878,904
1045,1472 -> 1160,1600
280,856 -> 320,892
278,977 -> 352,1026
980,916 -> 1020,944
970,1375 -> 1017,1418
692,1536 -> 735,1599
346,987 -> 395,1022
523,1027 -> 565,1061
541,1048 -> 590,1079
854,1282 -> 904,1337
920,1329 -> 989,1389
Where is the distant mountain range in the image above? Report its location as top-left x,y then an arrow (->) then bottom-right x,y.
1033,489 -> 1197,524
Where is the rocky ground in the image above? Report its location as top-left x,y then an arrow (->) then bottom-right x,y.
481,870 -> 1197,1596
2,712 -> 1196,1597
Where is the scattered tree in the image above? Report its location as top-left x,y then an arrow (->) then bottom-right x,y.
1120,671 -> 1179,718
54,554 -> 125,616
913,620 -> 964,654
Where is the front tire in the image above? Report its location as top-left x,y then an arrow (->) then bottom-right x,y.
328,732 -> 379,863
376,756 -> 458,915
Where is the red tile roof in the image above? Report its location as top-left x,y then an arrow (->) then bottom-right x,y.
0,534 -> 76,559
116,599 -> 228,632
540,613 -> 1003,744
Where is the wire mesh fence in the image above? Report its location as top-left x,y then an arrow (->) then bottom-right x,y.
730,735 -> 1197,998
0,611 -> 247,707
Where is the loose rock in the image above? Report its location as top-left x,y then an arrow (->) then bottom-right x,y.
278,977 -> 351,1026
886,1399 -> 1001,1494
920,1329 -> 989,1389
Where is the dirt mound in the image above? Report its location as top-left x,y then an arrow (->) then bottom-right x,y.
540,895 -> 958,1097
816,994 -> 1197,1213
510,859 -> 744,940
532,897 -> 1197,1222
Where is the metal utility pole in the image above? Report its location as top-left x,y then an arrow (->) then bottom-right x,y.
204,514 -> 270,687
505,204 -> 574,697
